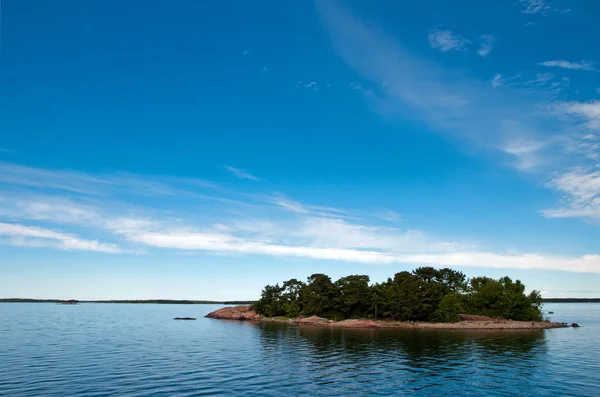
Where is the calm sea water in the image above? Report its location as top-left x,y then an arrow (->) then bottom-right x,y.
0,303 -> 598,396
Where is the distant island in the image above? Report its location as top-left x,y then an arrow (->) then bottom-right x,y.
541,298 -> 600,303
0,299 -> 254,305
207,267 -> 574,329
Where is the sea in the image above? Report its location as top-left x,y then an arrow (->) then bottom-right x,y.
0,302 -> 598,396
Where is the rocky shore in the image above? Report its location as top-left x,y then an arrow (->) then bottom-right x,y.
206,305 -> 571,329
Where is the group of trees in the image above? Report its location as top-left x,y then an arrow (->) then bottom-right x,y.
252,267 -> 543,322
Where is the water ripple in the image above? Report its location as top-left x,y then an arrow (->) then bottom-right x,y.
1,303 -> 599,396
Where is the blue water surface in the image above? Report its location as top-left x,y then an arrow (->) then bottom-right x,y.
0,303 -> 598,396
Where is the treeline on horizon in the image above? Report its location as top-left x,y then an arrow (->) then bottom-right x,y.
252,267 -> 544,322
0,299 -> 253,305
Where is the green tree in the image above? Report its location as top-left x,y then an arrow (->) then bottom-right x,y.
281,278 -> 305,317
335,275 -> 370,318
437,268 -> 468,294
433,293 -> 462,322
466,277 -> 504,317
255,269 -> 542,322
299,274 -> 340,318
252,284 -> 285,317
389,272 -> 430,321
465,276 -> 542,321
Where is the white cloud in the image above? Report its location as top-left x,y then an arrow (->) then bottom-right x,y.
119,225 -> 600,273
562,101 -> 600,130
0,148 -> 15,154
491,74 -> 504,89
0,195 -> 100,225
477,35 -> 495,57
520,1 -> 572,15
314,1 -> 570,172
520,0 -> 551,14
501,137 -> 549,170
428,29 -> 469,52
223,166 -> 261,181
269,196 -> 310,213
491,72 -> 569,97
0,162 -> 218,196
2,168 -> 600,273
0,222 -> 121,253
543,167 -> 600,220
539,60 -> 595,71
376,210 -> 401,223
264,194 -> 349,218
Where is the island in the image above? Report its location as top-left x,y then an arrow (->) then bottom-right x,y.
206,267 -> 571,329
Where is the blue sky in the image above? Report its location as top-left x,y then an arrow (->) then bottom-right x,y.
1,0 -> 600,300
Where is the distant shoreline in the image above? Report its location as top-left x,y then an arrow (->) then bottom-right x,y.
0,299 -> 255,305
541,298 -> 600,303
2,298 -> 599,304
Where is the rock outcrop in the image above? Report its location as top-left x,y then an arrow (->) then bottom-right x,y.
205,305 -> 262,321
205,306 -> 570,329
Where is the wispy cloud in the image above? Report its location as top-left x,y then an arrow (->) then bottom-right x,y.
0,162 -> 218,196
490,72 -> 569,98
520,0 -> 552,14
223,166 -> 261,181
1,164 -> 600,273
542,115 -> 599,221
501,134 -> 550,170
519,0 -> 571,15
562,101 -> 600,130
314,1 -> 570,172
543,166 -> 600,220
477,35 -> 495,57
265,194 -> 349,218
540,60 -> 595,71
491,74 -> 504,89
0,222 -> 121,253
269,195 -> 311,213
114,220 -> 600,273
376,210 -> 401,223
427,29 -> 469,52
0,148 -> 15,154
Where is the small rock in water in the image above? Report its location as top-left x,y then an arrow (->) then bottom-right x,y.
571,323 -> 580,327
174,317 -> 196,321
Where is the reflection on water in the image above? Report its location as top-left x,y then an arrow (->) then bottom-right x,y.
256,323 -> 548,395
0,303 -> 599,397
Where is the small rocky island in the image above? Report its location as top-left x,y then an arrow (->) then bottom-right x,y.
206,268 -> 572,330
206,305 -> 568,329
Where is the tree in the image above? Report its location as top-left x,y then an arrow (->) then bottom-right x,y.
255,269 -> 543,322
335,275 -> 370,318
465,276 -> 542,321
437,268 -> 467,294
299,274 -> 340,318
466,277 -> 504,317
253,284 -> 285,317
389,272 -> 430,321
433,293 -> 462,323
281,278 -> 305,317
